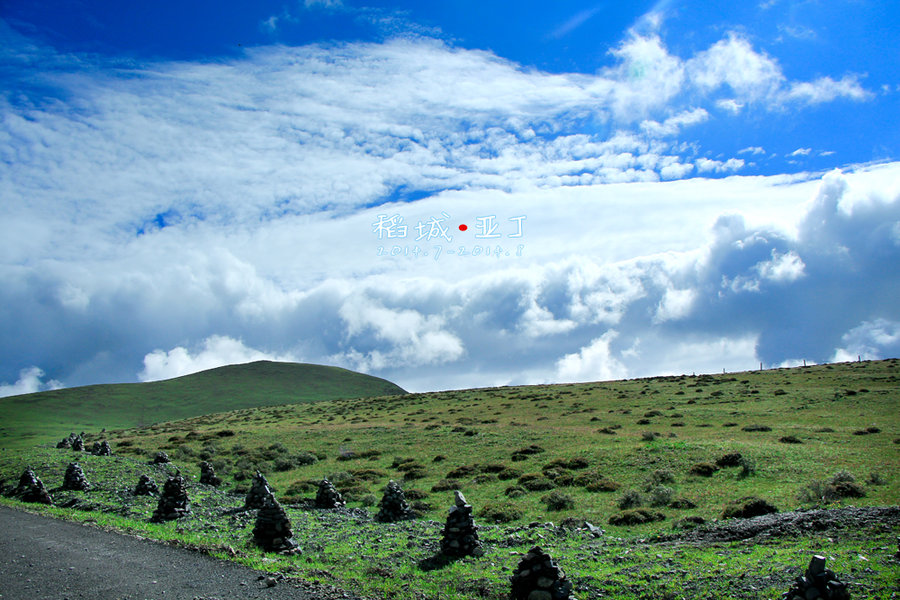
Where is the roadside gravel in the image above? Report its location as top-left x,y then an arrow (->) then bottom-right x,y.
0,505 -> 365,600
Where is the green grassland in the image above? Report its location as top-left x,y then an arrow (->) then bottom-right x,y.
0,361 -> 406,450
1,359 -> 899,599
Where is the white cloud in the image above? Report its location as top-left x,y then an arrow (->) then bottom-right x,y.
654,288 -> 696,322
832,319 -> 900,362
696,157 -> 745,173
139,336 -> 297,382
688,33 -> 784,100
786,75 -> 872,104
555,331 -> 628,383
716,98 -> 744,113
755,250 -> 805,282
0,367 -> 63,398
739,146 -> 766,155
789,147 -> 812,157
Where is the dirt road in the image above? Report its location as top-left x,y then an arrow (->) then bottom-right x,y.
0,506 -> 360,600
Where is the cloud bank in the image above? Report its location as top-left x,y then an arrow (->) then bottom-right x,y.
1,19 -> 896,396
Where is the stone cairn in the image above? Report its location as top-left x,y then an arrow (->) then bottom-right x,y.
152,451 -> 170,464
56,433 -> 78,449
440,490 -> 483,557
199,461 -> 222,487
134,474 -> 160,496
151,471 -> 191,522
375,479 -> 413,522
62,462 -> 90,491
782,555 -> 850,600
15,467 -> 53,504
71,436 -> 85,452
314,478 -> 346,509
252,493 -> 301,554
510,546 -> 573,600
92,440 -> 112,456
244,471 -> 274,510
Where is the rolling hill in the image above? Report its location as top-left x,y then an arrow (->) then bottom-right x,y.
0,361 -> 406,450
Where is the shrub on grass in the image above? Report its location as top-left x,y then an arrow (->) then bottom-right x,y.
689,462 -> 718,477
520,476 -> 555,492
479,502 -> 525,523
867,472 -> 886,486
715,452 -> 743,468
779,435 -> 802,444
273,457 -> 298,472
722,496 -> 778,519
431,478 -> 461,492
479,463 -> 508,473
617,489 -> 644,509
504,485 -> 527,498
404,489 -> 428,500
472,474 -> 498,485
741,424 -> 772,432
798,471 -> 866,504
496,467 -> 522,480
542,491 -> 575,511
291,451 -> 317,466
738,456 -> 757,478
432,455 -> 447,462
597,427 -> 618,435
647,469 -> 676,485
672,515 -> 706,530
360,493 -> 377,507
647,485 -> 675,507
608,509 -> 665,526
668,497 -> 697,509
446,465 -> 477,478
641,431 -> 660,442
584,478 -> 621,493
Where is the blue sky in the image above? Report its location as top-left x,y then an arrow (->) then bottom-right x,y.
2,0 -> 899,395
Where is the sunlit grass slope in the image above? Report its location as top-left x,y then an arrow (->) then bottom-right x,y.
0,361 -> 406,450
108,359 -> 899,532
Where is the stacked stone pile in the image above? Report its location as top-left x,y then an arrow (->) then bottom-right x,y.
375,479 -> 413,522
510,546 -> 573,600
15,467 -> 53,504
72,436 -> 85,451
92,440 -> 112,456
314,478 -> 346,509
152,451 -> 170,464
151,472 -> 191,521
134,474 -> 159,496
199,461 -> 222,486
782,555 -> 850,600
62,462 -> 90,491
56,433 -> 78,449
244,471 -> 273,509
252,494 -> 301,554
440,490 -> 483,557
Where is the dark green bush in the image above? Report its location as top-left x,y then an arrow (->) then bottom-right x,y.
608,509 -> 665,526
689,462 -> 718,477
479,502 -> 524,523
722,496 -> 778,519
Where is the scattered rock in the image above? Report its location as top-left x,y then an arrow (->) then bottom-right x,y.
314,478 -> 346,509
375,480 -> 413,522
151,472 -> 191,522
62,462 -> 90,491
510,546 -> 573,600
199,461 -> 222,487
440,490 -> 483,557
134,474 -> 160,496
782,555 -> 849,600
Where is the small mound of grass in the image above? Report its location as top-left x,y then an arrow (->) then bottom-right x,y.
721,496 -> 778,519
608,509 -> 665,526
689,462 -> 718,477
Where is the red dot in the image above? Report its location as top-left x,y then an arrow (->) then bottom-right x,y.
458,224 -> 468,231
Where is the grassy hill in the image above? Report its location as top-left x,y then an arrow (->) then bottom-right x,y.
0,361 -> 406,450
1,359 -> 897,599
